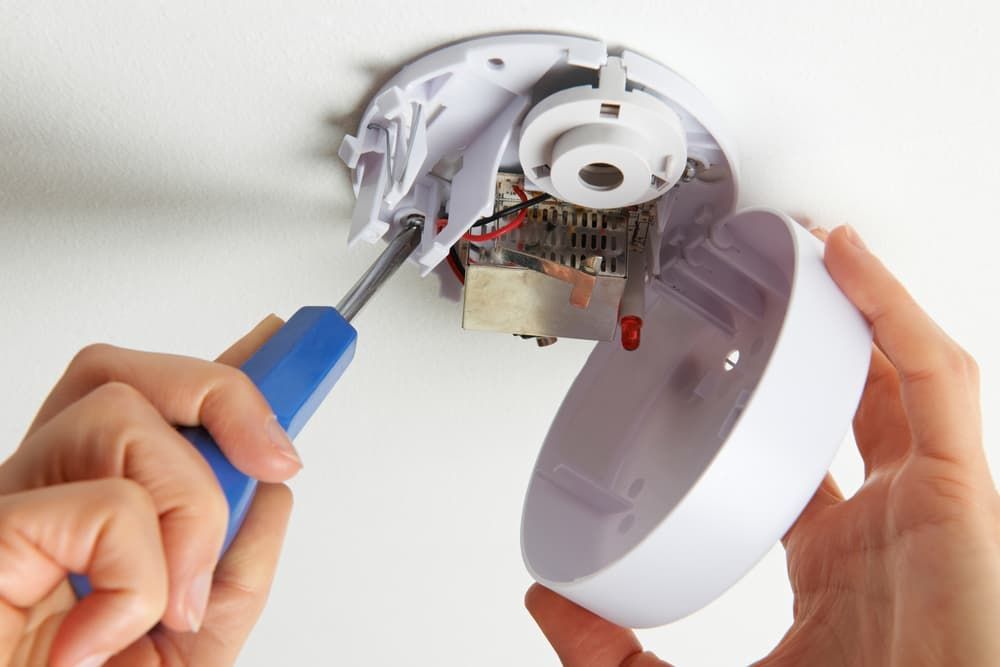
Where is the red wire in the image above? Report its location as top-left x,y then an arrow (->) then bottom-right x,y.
437,184 -> 531,282
462,185 -> 528,242
436,218 -> 465,284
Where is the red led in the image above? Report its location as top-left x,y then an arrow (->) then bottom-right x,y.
620,315 -> 642,351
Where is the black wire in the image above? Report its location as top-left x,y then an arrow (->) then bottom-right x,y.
449,244 -> 466,280
445,190 -> 551,282
469,193 -> 552,228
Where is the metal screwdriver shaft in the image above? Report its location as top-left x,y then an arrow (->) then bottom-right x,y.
336,215 -> 424,322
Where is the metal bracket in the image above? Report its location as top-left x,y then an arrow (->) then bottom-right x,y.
495,248 -> 600,308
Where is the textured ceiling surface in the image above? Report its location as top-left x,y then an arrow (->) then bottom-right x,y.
2,2 -> 998,664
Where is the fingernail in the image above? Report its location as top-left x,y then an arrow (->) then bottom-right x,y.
75,653 -> 112,667
790,214 -> 813,229
843,225 -> 867,251
267,415 -> 302,465
185,571 -> 212,632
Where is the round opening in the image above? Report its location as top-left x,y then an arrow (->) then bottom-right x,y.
724,349 -> 741,371
486,57 -> 505,70
578,162 -> 624,191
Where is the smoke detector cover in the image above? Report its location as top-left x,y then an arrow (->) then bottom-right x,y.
339,33 -> 871,629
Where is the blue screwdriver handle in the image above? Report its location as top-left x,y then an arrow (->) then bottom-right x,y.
192,306 -> 357,549
70,217 -> 423,598
70,305 -> 357,597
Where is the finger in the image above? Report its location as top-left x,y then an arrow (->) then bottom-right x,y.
107,484 -> 294,667
525,584 -> 671,667
808,227 -> 909,474
195,484 -> 293,665
852,346 -> 911,475
823,226 -> 982,461
7,582 -> 74,666
25,343 -> 301,482
810,226 -> 830,242
4,382 -> 232,633
215,315 -> 285,367
789,214 -> 814,231
788,215 -> 827,241
782,473 -> 842,548
0,480 -> 167,667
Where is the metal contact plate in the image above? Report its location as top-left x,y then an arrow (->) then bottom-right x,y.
461,173 -> 655,341
462,266 -> 626,340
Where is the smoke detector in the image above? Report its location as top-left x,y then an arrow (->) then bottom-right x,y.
339,33 -> 871,628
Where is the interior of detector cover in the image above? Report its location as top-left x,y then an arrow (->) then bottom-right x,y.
340,34 -> 801,582
521,210 -> 794,582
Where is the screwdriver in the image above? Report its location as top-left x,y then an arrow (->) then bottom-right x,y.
71,215 -> 425,597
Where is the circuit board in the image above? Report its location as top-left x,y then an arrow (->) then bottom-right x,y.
461,173 -> 656,342
488,173 -> 654,278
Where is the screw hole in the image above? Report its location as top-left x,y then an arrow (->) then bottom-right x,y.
487,57 -> 505,70
724,349 -> 741,371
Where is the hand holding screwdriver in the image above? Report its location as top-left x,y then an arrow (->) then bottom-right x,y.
0,219 -> 422,666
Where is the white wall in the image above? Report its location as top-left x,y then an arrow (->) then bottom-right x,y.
2,1 -> 997,664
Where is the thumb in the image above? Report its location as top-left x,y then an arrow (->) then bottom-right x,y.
525,584 -> 672,666
0,480 -> 168,667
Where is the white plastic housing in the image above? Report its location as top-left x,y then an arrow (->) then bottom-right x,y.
339,33 -> 738,276
518,57 -> 688,209
341,33 -> 872,629
521,210 -> 871,627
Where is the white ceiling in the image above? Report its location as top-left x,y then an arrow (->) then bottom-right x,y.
2,1 -> 998,665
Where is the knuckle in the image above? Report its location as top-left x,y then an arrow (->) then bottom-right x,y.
211,358 -> 245,382
212,571 -> 266,604
159,459 -> 231,546
121,584 -> 168,628
83,480 -> 169,620
196,482 -> 231,537
940,344 -> 973,378
89,380 -> 144,407
87,382 -> 155,447
202,364 -> 263,413
99,477 -> 154,512
960,348 -> 980,382
94,479 -> 161,538
68,342 -> 118,377
223,364 -> 258,396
